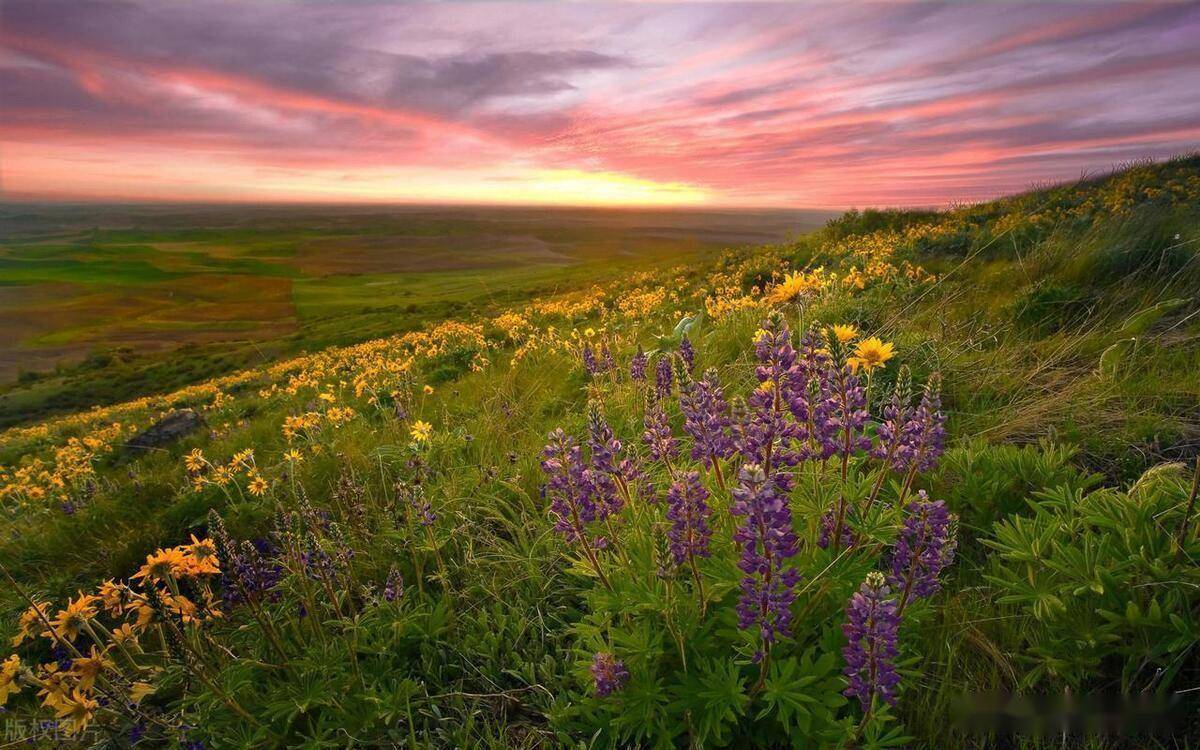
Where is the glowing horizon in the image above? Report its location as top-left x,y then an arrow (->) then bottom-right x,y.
2,2 -> 1198,209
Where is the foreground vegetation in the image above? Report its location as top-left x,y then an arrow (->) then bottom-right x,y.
0,157 -> 1198,747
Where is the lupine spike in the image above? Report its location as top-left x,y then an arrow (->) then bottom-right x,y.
730,463 -> 800,650
680,368 -> 734,469
889,492 -> 957,606
665,471 -> 713,565
630,345 -> 648,382
842,571 -> 901,711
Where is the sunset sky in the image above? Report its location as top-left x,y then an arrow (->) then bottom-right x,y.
2,1 -> 1198,208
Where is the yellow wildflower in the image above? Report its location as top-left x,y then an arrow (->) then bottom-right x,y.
54,688 -> 99,735
0,654 -> 21,706
849,337 -> 896,372
831,324 -> 859,344
47,593 -> 98,642
410,420 -> 433,443
247,473 -> 269,497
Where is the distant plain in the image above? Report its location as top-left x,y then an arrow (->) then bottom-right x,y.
0,203 -> 832,425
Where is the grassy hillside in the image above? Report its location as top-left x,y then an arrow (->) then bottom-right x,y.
0,157 -> 1197,748
0,204 -> 825,427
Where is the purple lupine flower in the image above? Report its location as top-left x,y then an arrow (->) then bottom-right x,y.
730,463 -> 801,652
587,401 -> 638,514
872,366 -> 913,467
740,316 -> 805,470
817,509 -> 856,550
382,566 -> 404,602
224,539 -> 283,604
601,344 -> 615,374
642,399 -> 677,463
406,485 -> 436,527
666,471 -> 713,565
654,355 -> 674,401
680,368 -> 734,468
630,345 -> 648,382
541,428 -> 601,542
679,334 -> 696,373
590,652 -> 630,697
300,544 -> 336,581
900,373 -> 947,474
843,571 -> 901,711
815,360 -> 872,461
582,344 -> 598,376
889,492 -> 956,607
210,511 -> 281,605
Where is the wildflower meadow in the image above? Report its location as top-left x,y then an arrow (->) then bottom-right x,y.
0,158 -> 1198,747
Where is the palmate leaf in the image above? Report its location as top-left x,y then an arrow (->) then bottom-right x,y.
757,648 -> 846,743
669,657 -> 750,746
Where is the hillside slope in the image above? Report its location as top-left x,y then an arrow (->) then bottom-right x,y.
0,156 -> 1198,748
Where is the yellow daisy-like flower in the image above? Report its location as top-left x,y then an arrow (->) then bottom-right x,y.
54,688 -> 99,735
184,448 -> 206,473
247,473 -> 269,497
0,654 -> 22,706
410,420 -> 433,443
184,535 -> 221,576
283,448 -> 304,464
767,271 -> 822,304
831,324 -> 859,344
423,384 -> 435,395
70,646 -> 114,691
36,663 -> 69,709
47,593 -> 99,642
132,548 -> 188,583
110,622 -> 139,646
97,580 -> 128,617
11,599 -> 50,647
849,337 -> 896,372
212,465 -> 232,487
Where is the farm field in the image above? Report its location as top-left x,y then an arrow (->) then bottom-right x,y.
0,158 -> 1197,748
0,204 -> 828,426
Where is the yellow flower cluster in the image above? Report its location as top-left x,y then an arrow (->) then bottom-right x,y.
2,536 -> 221,734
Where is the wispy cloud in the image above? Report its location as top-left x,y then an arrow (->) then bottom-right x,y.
2,1 -> 1197,207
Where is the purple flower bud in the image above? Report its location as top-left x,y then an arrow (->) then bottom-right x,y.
582,344 -> 599,376
654,355 -> 673,401
587,402 -> 637,515
842,571 -> 901,711
872,366 -> 913,467
815,361 -> 871,461
383,566 -> 404,602
541,428 -> 601,542
642,399 -> 677,463
900,374 -> 946,474
817,509 -> 856,550
680,368 -> 734,469
679,334 -> 696,373
739,316 -> 806,469
730,463 -> 800,645
590,652 -> 630,697
601,344 -> 615,374
666,471 -> 713,566
630,345 -> 648,382
889,492 -> 956,605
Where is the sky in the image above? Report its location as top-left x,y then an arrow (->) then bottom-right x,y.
2,1 -> 1198,209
